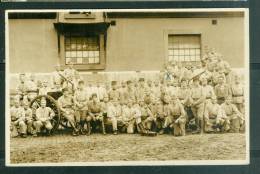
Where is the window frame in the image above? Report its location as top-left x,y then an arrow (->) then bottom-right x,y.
59,33 -> 106,71
164,30 -> 203,65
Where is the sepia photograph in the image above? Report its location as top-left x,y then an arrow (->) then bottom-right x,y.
5,9 -> 249,166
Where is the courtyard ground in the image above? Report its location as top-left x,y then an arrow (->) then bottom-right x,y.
10,133 -> 246,164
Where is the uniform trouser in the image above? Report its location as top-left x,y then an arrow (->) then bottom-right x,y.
14,120 -> 27,134
34,120 -> 53,133
87,114 -> 105,134
191,103 -> 205,131
164,115 -> 186,136
26,120 -> 34,134
227,115 -> 242,133
155,116 -> 165,130
143,116 -> 155,130
105,117 -> 118,131
62,109 -> 77,130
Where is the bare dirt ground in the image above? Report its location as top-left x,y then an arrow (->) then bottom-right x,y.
10,133 -> 246,164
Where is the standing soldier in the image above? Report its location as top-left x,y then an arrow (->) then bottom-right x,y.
39,79 -> 51,96
52,64 -> 64,91
74,80 -> 89,134
136,78 -> 149,102
16,73 -> 29,101
162,95 -> 187,136
27,74 -> 38,101
58,88 -> 79,136
201,76 -> 215,105
231,75 -> 244,113
10,100 -> 27,138
215,75 -> 232,105
87,93 -> 106,135
126,80 -> 137,103
34,98 -> 55,136
63,62 -> 79,92
189,76 -> 206,134
119,81 -> 128,105
108,81 -> 120,101
221,96 -> 244,133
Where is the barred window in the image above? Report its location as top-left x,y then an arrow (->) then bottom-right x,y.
65,34 -> 100,65
168,35 -> 201,63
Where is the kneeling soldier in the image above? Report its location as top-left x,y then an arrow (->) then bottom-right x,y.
23,100 -> 35,136
221,96 -> 244,133
58,88 -> 79,136
74,80 -> 88,134
162,95 -> 186,136
87,93 -> 106,135
106,100 -> 119,134
204,95 -> 227,133
34,98 -> 55,136
10,99 -> 27,138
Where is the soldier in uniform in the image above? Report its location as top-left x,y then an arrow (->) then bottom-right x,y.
126,80 -> 137,103
106,100 -> 119,135
204,95 -> 227,133
63,62 -> 79,92
215,75 -> 232,105
39,79 -> 51,96
136,78 -> 149,102
52,64 -> 64,91
189,76 -> 206,134
155,100 -> 165,133
10,99 -> 27,138
139,100 -> 154,130
23,100 -> 35,136
16,73 -> 29,101
201,76 -> 215,105
162,95 -> 186,136
231,75 -> 244,113
119,81 -> 128,105
122,101 -> 135,134
58,88 -> 79,136
34,97 -> 55,136
221,96 -> 244,133
27,74 -> 38,101
87,93 -> 106,135
74,80 -> 89,134
108,81 -> 120,101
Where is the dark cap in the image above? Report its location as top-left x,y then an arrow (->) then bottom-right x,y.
139,78 -> 145,82
111,81 -> 117,85
126,80 -> 132,84
91,93 -> 98,98
62,87 -> 69,93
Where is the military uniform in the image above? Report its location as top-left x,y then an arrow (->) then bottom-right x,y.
106,102 -> 119,133
214,83 -> 231,104
87,100 -> 106,134
74,88 -> 89,131
204,100 -> 227,132
34,106 -> 55,133
24,106 -> 34,135
10,105 -> 27,137
231,83 -> 244,113
108,81 -> 120,101
122,105 -> 135,133
189,82 -> 206,133
58,94 -> 78,134
163,102 -> 186,136
221,101 -> 243,133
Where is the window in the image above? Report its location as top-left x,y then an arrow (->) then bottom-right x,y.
168,35 -> 201,63
64,34 -> 100,65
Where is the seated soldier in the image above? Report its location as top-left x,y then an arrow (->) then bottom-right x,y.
58,88 -> 79,136
221,96 -> 244,133
74,80 -> 88,134
23,100 -> 35,136
106,100 -> 119,135
139,100 -> 155,131
10,99 -> 27,138
122,101 -> 135,134
162,95 -> 186,136
87,93 -> 106,135
34,97 -> 55,136
155,100 -> 165,133
204,95 -> 228,133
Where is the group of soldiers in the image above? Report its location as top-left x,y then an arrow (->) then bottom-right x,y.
10,47 -> 245,138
